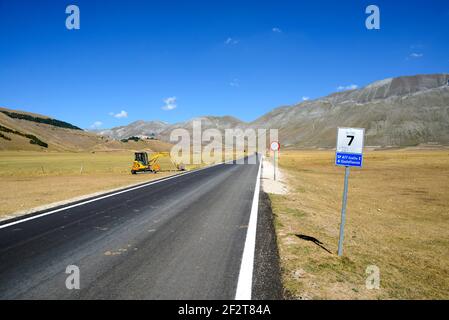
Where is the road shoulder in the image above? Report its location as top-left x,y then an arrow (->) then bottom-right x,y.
252,191 -> 284,299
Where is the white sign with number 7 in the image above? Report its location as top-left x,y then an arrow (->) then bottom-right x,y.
336,128 -> 365,154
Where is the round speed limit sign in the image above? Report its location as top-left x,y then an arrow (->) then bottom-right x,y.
270,141 -> 280,151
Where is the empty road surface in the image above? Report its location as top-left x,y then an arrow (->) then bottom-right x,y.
0,155 -> 282,299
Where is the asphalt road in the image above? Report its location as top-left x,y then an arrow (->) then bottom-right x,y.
0,155 -> 282,300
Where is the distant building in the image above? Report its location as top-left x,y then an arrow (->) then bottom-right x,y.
136,134 -> 156,140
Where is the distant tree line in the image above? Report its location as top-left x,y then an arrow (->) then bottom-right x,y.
0,132 -> 11,141
1,111 -> 82,131
0,125 -> 48,148
121,136 -> 141,143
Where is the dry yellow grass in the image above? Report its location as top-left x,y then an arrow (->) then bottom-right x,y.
0,151 -> 183,218
0,150 -> 242,218
270,149 -> 449,299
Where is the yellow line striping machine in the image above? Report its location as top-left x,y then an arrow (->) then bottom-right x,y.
131,151 -> 185,174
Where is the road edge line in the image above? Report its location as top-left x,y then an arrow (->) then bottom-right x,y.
235,154 -> 262,300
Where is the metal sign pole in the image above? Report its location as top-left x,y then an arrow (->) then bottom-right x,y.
273,150 -> 277,181
337,166 -> 350,256
270,141 -> 280,181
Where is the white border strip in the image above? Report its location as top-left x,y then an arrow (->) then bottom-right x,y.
235,155 -> 262,300
0,160 -> 234,230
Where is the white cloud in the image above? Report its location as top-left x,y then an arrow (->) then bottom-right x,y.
337,84 -> 358,91
162,96 -> 177,111
409,52 -> 424,58
90,121 -> 103,129
225,37 -> 239,45
302,96 -> 310,101
110,110 -> 128,118
272,27 -> 282,33
230,79 -> 240,87
115,110 -> 128,118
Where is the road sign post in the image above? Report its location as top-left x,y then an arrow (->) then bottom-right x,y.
270,141 -> 280,181
338,166 -> 350,256
335,128 -> 365,256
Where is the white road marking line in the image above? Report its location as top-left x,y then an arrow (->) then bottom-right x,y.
235,154 -> 262,300
0,159 -> 237,230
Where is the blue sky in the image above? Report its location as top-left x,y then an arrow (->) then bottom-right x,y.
1,0 -> 448,129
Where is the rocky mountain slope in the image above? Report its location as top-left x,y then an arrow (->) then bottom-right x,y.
0,107 -> 171,152
250,73 -> 449,147
108,73 -> 449,148
95,120 -> 169,140
7,73 -> 447,151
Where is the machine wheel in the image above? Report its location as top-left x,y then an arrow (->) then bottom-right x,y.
131,170 -> 136,175
152,164 -> 161,173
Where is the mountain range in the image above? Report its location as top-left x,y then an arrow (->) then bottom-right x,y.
0,107 -> 172,152
97,73 -> 449,148
1,73 -> 448,151
94,120 -> 169,140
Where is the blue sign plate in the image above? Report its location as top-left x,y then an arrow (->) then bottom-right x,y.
335,152 -> 363,167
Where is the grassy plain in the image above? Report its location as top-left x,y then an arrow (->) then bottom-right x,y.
270,149 -> 449,299
0,150 -> 245,218
0,151 -> 187,218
